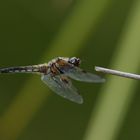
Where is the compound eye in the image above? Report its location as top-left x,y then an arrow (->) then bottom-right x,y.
69,57 -> 80,66
70,57 -> 76,63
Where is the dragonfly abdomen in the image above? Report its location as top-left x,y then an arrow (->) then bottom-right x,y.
0,65 -> 40,74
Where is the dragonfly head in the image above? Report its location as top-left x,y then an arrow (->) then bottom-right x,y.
68,57 -> 81,66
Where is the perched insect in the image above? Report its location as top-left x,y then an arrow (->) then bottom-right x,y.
0,57 -> 105,104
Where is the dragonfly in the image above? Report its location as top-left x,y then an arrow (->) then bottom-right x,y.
0,57 -> 105,104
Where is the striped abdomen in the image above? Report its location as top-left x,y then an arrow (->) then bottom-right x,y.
0,64 -> 48,74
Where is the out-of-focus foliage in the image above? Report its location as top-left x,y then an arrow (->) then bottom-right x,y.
0,0 -> 140,140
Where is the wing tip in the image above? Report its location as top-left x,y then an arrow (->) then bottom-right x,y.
92,75 -> 106,83
74,97 -> 84,104
99,78 -> 106,83
77,99 -> 84,104
87,77 -> 106,83
69,96 -> 83,104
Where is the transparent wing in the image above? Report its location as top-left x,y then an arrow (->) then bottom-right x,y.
63,66 -> 105,83
41,74 -> 83,104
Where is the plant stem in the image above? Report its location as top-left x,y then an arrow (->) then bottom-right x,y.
95,66 -> 140,80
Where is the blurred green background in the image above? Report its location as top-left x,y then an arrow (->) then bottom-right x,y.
0,0 -> 140,140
